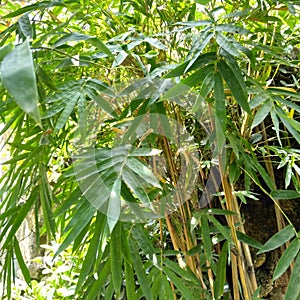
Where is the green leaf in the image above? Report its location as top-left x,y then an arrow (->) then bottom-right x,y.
129,148 -> 162,156
214,241 -> 228,299
39,164 -> 56,237
1,190 -> 36,249
216,33 -> 240,57
236,231 -> 262,249
129,239 -> 153,300
3,1 -> 64,18
110,222 -> 122,298
271,190 -> 300,200
131,226 -> 157,256
164,52 -> 217,78
270,109 -> 282,146
201,216 -> 213,262
163,258 -> 200,285
163,267 -> 198,300
88,38 -> 113,58
93,95 -> 118,118
54,93 -> 78,132
0,43 -> 14,61
14,237 -> 31,286
126,157 -> 161,188
215,24 -> 250,35
206,214 -> 233,243
0,39 -> 41,124
55,201 -> 95,256
53,32 -> 93,47
214,71 -> 226,131
112,50 -> 128,67
86,261 -> 111,300
124,260 -> 137,300
107,178 -> 121,232
285,253 -> 300,300
273,238 -> 300,281
257,225 -> 295,254
144,37 -> 167,50
191,71 -> 214,113
251,99 -> 273,128
162,65 -> 213,99
217,59 -> 251,114
76,214 -> 106,293
278,111 -> 300,144
18,14 -> 33,38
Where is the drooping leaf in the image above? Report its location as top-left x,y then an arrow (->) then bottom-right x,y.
271,190 -> 300,200
273,238 -> 300,281
129,238 -> 153,300
217,59 -> 251,114
0,39 -> 41,124
110,222 -> 122,298
13,237 -> 31,287
216,33 -> 240,57
236,231 -> 262,249
191,71 -> 214,113
164,52 -> 217,78
163,266 -> 198,300
257,225 -> 295,254
251,99 -> 273,129
214,71 -> 226,131
285,253 -> 300,300
214,241 -> 228,299
162,65 -> 213,99
107,178 -> 121,232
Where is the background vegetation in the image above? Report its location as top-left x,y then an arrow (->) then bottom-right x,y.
1,0 -> 300,299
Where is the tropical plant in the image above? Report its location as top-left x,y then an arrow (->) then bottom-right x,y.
0,0 -> 300,299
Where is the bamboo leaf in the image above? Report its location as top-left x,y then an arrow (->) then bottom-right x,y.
214,241 -> 228,299
163,267 -> 198,300
18,14 -> 33,38
164,52 -> 217,77
251,99 -> 273,129
257,225 -> 295,254
214,71 -> 226,131
110,222 -> 122,298
14,237 -> 31,286
93,95 -> 118,118
163,258 -> 200,285
271,190 -> 300,200
0,39 -> 41,124
273,238 -> 300,281
162,65 -> 213,99
236,231 -> 262,249
201,216 -> 213,262
107,178 -> 121,232
86,261 -> 111,300
55,201 -> 95,256
129,239 -> 153,300
206,214 -> 233,243
53,32 -> 93,47
76,214 -> 107,292
215,24 -> 250,35
191,71 -> 214,113
285,253 -> 300,300
126,157 -> 161,188
217,59 -> 251,114
2,190 -> 36,249
129,148 -> 162,156
88,38 -> 113,58
124,260 -> 137,300
54,93 -> 78,132
216,33 -> 240,57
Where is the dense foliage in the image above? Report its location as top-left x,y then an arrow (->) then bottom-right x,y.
1,0 -> 300,299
